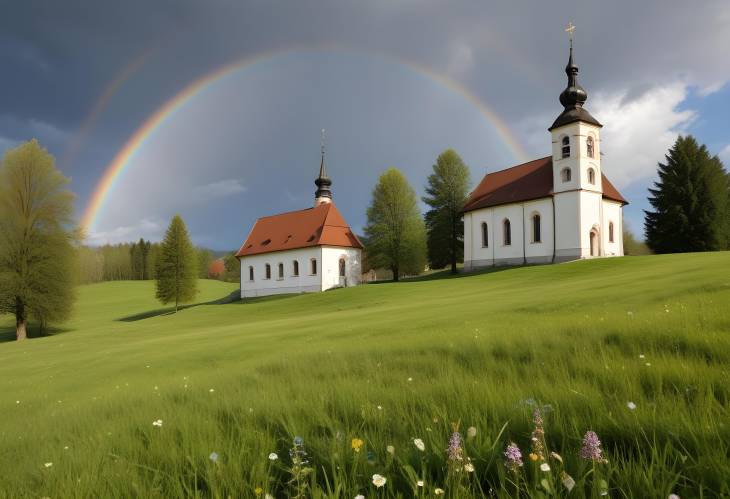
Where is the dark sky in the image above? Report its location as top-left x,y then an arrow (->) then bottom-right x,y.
1,0 -> 729,249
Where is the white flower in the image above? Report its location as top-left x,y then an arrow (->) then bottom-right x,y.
268,452 -> 278,461
562,473 -> 575,492
417,480 -> 424,487
435,488 -> 445,495
668,494 -> 680,499
372,474 -> 387,488
639,354 -> 645,359
407,377 -> 413,382
265,495 -> 274,499
209,452 -> 219,462
209,388 -> 215,393
645,362 -> 652,367
540,463 -> 551,472
467,426 -> 477,438
152,419 -> 163,427
386,445 -> 395,455
627,401 -> 637,410
44,462 -> 53,468
377,405 -> 382,410
464,462 -> 475,473
355,495 -> 365,499
16,400 -> 20,404
413,438 -> 425,451
550,451 -> 563,463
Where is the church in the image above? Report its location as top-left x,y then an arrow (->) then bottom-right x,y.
463,41 -> 627,269
235,145 -> 363,298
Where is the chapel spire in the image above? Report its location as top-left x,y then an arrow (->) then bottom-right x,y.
314,129 -> 332,205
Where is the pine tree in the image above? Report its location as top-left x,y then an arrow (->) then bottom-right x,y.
364,168 -> 427,281
645,136 -> 729,253
155,215 -> 198,312
0,140 -> 77,340
422,149 -> 471,273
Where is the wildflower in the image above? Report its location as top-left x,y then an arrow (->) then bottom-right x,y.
550,451 -> 563,463
355,496 -> 365,499
561,471 -> 575,492
417,480 -> 424,487
386,445 -> 395,455
668,494 -> 680,499
372,474 -> 387,488
44,462 -> 53,468
152,419 -> 163,427
639,354 -> 645,359
254,487 -> 263,496
265,495 -> 274,499
464,462 -> 475,473
209,388 -> 215,393
504,442 -> 523,472
540,462 -> 551,472
627,401 -> 637,410
446,431 -> 463,462
467,426 -> 477,438
530,408 -> 546,461
16,400 -> 20,404
529,453 -> 538,461
580,431 -> 607,463
408,377 -> 413,382
414,438 -> 425,451
209,452 -> 219,462
434,488 -> 445,495
351,438 -> 364,453
268,452 -> 278,461
377,405 -> 382,410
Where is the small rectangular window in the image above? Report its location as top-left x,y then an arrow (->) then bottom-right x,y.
265,264 -> 271,280
248,266 -> 254,281
293,260 -> 299,276
311,259 -> 317,275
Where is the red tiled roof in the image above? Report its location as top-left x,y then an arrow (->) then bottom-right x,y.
235,202 -> 363,257
462,156 -> 627,213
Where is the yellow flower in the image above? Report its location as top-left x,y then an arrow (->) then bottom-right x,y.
351,438 -> 364,452
529,453 -> 539,461
254,487 -> 263,496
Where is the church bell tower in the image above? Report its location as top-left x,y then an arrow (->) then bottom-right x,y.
314,129 -> 332,206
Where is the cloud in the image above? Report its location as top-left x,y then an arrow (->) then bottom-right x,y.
86,218 -> 163,246
191,179 -> 246,202
447,41 -> 474,79
719,144 -> 730,166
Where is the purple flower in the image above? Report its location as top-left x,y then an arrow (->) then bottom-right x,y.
580,431 -> 607,463
447,431 -> 463,461
504,442 -> 523,472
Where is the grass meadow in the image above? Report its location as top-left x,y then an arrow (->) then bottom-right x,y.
0,252 -> 729,498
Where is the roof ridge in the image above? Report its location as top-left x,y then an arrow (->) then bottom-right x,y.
484,155 -> 551,176
254,204 -> 327,221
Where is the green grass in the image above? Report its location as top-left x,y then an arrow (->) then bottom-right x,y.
0,253 -> 729,498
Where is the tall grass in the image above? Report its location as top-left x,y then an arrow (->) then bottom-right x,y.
0,253 -> 728,497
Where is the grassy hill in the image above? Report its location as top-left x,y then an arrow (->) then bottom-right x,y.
0,253 -> 728,497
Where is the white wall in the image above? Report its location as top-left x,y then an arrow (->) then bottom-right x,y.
602,200 -> 624,256
321,246 -> 362,290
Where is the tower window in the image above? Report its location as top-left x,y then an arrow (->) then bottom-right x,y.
339,258 -> 346,277
265,264 -> 271,280
532,214 -> 541,243
561,136 -> 570,158
310,258 -> 317,275
609,222 -> 614,243
481,222 -> 488,248
503,219 -> 511,246
561,167 -> 572,182
292,260 -> 299,276
248,266 -> 254,281
587,136 -> 595,158
278,263 -> 284,280
588,168 -> 596,185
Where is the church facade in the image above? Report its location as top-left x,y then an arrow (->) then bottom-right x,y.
463,44 -> 627,269
236,148 -> 363,298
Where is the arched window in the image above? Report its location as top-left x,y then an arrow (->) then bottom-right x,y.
310,258 -> 317,275
278,263 -> 284,279
503,219 -> 511,246
292,260 -> 299,276
532,214 -> 541,243
586,136 -> 595,158
561,167 -> 572,182
265,264 -> 271,280
609,222 -> 614,243
248,266 -> 254,281
588,168 -> 596,185
481,222 -> 488,247
561,136 -> 570,158
339,258 -> 346,277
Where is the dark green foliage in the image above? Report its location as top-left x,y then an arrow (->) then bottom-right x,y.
223,253 -> 241,282
622,224 -> 651,256
155,215 -> 198,312
645,135 -> 730,253
130,238 -> 153,280
0,140 -> 77,340
196,248 -> 213,279
422,149 -> 471,272
364,168 -> 427,281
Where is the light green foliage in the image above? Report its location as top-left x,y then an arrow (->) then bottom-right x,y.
0,254 -> 729,496
423,149 -> 471,272
0,140 -> 77,339
364,168 -> 427,280
155,215 -> 198,311
196,247 -> 213,279
223,252 -> 241,282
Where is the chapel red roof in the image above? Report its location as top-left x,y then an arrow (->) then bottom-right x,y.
235,202 -> 363,257
462,156 -> 627,213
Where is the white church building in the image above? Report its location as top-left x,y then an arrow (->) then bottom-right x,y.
236,145 -> 363,298
463,42 -> 627,269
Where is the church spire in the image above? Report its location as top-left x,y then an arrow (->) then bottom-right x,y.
314,129 -> 332,205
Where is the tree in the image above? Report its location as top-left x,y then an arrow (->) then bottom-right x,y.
364,168 -> 427,281
0,140 -> 77,340
130,238 -> 152,280
422,149 -> 471,273
196,248 -> 213,279
155,215 -> 198,312
644,136 -> 729,253
223,253 -> 241,282
622,224 -> 651,256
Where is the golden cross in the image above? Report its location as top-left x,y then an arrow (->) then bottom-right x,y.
565,22 -> 576,47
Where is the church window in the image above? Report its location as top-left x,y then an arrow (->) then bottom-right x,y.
481,222 -> 488,247
588,168 -> 596,184
265,264 -> 271,280
278,263 -> 284,280
587,136 -> 595,158
609,222 -> 614,243
561,167 -> 572,182
532,214 -> 541,243
561,136 -> 570,158
310,258 -> 317,275
292,260 -> 299,276
503,219 -> 511,246
248,266 -> 254,281
339,258 -> 346,277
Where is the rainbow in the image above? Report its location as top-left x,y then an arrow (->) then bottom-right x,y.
81,47 -> 531,231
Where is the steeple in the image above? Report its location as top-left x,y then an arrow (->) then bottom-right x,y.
549,24 -> 601,131
314,129 -> 332,205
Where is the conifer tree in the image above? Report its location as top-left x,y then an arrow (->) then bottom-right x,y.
0,140 -> 77,340
364,168 -> 427,281
155,215 -> 198,312
644,135 -> 729,253
422,149 -> 471,273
